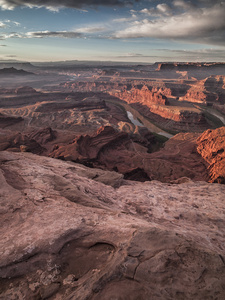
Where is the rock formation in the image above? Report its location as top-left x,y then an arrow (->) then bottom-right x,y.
129,102 -> 210,132
15,86 -> 38,95
197,127 -> 225,183
112,85 -> 170,106
50,125 -> 209,183
0,132 -> 44,154
0,150 -> 225,299
180,76 -> 225,104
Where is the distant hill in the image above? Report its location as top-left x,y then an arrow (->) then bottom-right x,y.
0,67 -> 35,76
0,62 -> 36,70
156,62 -> 225,72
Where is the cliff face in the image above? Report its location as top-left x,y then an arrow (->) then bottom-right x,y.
180,75 -> 225,104
111,85 -> 209,131
197,127 -> 225,183
112,85 -> 170,106
0,151 -> 225,300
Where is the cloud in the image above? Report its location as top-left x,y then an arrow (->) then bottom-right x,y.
0,0 -> 136,10
117,53 -> 158,58
0,19 -> 21,28
113,15 -> 137,23
26,31 -> 82,38
0,21 -> 6,27
172,0 -> 196,11
115,2 -> 225,46
0,30 -> 82,39
156,3 -> 172,15
140,3 -> 172,17
1,32 -> 23,38
76,27 -> 106,33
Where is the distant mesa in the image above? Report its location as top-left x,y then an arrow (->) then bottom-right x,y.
0,67 -> 34,76
156,62 -> 225,72
0,61 -> 35,70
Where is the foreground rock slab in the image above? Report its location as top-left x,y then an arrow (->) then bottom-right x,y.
0,151 -> 225,300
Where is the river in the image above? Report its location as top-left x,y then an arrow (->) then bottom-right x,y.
126,110 -> 173,139
207,109 -> 225,125
127,111 -> 144,127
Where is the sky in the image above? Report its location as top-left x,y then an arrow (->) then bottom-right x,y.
0,0 -> 225,63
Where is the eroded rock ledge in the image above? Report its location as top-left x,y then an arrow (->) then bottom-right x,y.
0,151 -> 225,299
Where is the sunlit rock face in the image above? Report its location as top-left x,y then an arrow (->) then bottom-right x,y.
197,127 -> 225,183
1,150 -> 225,299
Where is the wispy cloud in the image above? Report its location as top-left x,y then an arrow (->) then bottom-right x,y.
0,19 -> 21,28
113,11 -> 137,23
76,27 -> 106,33
0,32 -> 23,38
26,31 -> 82,38
0,0 -> 136,11
116,53 -> 158,58
0,30 -> 83,39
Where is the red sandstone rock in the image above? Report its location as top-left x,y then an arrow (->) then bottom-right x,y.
50,126 -> 209,183
113,85 -> 169,106
197,127 -> 225,183
1,151 -> 225,300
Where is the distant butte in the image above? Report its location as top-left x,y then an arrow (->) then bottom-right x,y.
0,67 -> 34,76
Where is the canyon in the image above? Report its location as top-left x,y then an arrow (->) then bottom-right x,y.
1,61 -> 225,299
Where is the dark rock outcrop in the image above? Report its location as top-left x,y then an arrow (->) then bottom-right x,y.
0,67 -> 34,76
0,113 -> 23,129
15,86 -> 38,95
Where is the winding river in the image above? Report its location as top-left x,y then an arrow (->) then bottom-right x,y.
126,110 -> 173,139
207,109 -> 225,125
105,98 -> 173,138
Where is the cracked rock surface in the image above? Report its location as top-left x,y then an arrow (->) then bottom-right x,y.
0,151 -> 225,299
